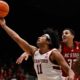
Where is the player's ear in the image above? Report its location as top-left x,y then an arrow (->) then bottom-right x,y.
47,40 -> 52,48
72,35 -> 74,39
47,40 -> 51,44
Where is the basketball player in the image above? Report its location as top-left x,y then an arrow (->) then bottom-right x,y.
0,19 -> 74,80
61,28 -> 80,80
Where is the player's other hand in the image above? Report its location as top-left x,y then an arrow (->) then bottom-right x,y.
16,53 -> 29,64
16,56 -> 24,64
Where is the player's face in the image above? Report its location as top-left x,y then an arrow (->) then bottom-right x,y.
62,30 -> 74,43
37,34 -> 50,47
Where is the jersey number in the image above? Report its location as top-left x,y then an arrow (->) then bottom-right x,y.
68,59 -> 76,68
37,64 -> 42,74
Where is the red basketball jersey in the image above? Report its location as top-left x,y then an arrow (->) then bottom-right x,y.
61,41 -> 80,78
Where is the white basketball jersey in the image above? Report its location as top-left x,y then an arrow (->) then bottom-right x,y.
34,48 -> 63,80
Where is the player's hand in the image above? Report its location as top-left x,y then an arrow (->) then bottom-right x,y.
0,18 -> 6,26
16,52 -> 29,64
16,55 -> 24,64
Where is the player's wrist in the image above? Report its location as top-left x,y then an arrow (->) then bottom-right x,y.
0,18 -> 6,27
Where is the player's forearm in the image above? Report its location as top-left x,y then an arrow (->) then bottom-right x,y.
59,58 -> 75,79
21,52 -> 29,57
1,24 -> 28,51
22,52 -> 29,60
63,65 -> 75,80
1,24 -> 20,42
62,62 -> 74,77
68,68 -> 75,79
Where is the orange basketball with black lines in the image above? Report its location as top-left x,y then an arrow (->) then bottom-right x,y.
0,1 -> 9,17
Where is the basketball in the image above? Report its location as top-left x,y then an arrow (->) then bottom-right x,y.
0,1 -> 9,17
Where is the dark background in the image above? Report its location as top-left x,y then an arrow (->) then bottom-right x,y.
0,0 -> 80,65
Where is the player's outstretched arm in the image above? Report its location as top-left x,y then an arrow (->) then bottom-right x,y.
16,52 -> 30,64
0,18 -> 37,55
51,49 -> 75,80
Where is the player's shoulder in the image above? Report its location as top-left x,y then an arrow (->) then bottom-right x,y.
51,48 -> 60,54
50,48 -> 62,60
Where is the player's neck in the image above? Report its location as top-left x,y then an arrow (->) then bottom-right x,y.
66,40 -> 74,48
39,46 -> 50,54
